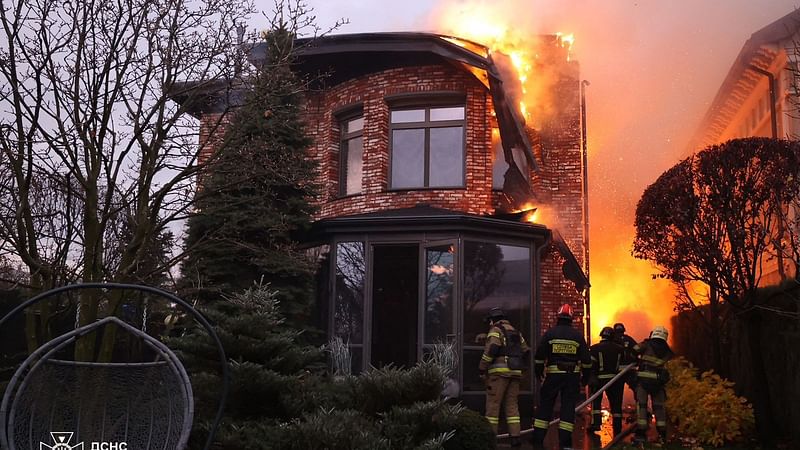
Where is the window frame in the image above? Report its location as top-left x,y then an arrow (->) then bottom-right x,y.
388,100 -> 467,190
338,108 -> 364,197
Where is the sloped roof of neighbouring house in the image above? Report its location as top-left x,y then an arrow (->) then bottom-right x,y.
690,9 -> 800,150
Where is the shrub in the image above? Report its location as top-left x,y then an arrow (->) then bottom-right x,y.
353,361 -> 444,415
437,407 -> 496,450
665,357 -> 754,447
284,408 -> 389,450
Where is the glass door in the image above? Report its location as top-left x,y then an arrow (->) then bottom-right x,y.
421,242 -> 458,388
370,244 -> 419,369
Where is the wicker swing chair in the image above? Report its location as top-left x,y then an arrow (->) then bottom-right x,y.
0,284 -> 229,450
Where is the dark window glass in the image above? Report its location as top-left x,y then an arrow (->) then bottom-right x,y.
429,127 -> 464,187
424,245 -> 455,344
340,115 -> 363,196
462,348 -> 486,392
391,129 -> 425,188
334,242 -> 365,344
390,105 -> 465,188
462,242 -> 532,392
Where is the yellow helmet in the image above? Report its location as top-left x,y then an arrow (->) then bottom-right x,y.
650,326 -> 668,342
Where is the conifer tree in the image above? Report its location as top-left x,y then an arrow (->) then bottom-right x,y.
171,282 -> 495,450
170,283 -> 325,449
181,26 -> 317,323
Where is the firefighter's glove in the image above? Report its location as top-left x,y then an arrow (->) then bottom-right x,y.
479,371 -> 487,382
588,375 -> 600,390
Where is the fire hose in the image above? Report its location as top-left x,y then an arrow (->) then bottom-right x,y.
495,363 -> 636,439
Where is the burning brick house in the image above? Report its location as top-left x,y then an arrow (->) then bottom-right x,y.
176,32 -> 589,412
689,9 -> 800,285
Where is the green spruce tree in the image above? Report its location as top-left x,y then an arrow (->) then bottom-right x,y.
181,26 -> 317,324
170,283 -> 326,449
172,282 -> 497,450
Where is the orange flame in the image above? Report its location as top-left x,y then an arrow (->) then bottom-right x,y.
555,32 -> 575,60
515,202 -> 539,223
430,1 -> 677,344
434,3 -> 571,124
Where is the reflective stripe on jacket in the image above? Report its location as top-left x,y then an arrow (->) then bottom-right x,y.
479,320 -> 530,377
590,338 -> 624,379
534,322 -> 592,377
635,338 -> 674,382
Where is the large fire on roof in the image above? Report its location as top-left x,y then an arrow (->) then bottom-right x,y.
429,0 -> 676,341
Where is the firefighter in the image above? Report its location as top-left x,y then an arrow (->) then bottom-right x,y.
531,304 -> 592,450
479,307 -> 530,448
633,326 -> 674,444
589,326 -> 625,437
613,322 -> 640,394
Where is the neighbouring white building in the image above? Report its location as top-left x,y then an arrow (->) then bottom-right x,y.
690,9 -> 800,285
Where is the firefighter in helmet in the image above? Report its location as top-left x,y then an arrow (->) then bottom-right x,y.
479,307 -> 530,448
589,326 -> 625,437
531,304 -> 592,450
634,325 -> 674,444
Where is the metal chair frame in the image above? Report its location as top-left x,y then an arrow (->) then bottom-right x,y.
0,283 -> 229,450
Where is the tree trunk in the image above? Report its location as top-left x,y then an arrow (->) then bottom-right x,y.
709,287 -> 724,375
24,309 -> 38,354
75,185 -> 103,361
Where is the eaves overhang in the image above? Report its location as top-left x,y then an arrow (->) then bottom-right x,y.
305,205 -> 550,244
305,204 -> 589,293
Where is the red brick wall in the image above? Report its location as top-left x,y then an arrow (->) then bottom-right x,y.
194,57 -> 588,338
535,61 -> 587,334
303,64 -> 499,218
198,113 -> 230,164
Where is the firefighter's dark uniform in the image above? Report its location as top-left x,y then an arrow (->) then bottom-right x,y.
532,320 -> 591,449
479,319 -> 530,440
589,336 -> 625,435
615,329 -> 640,392
634,335 -> 674,442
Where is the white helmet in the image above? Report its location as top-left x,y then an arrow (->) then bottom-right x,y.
650,326 -> 668,342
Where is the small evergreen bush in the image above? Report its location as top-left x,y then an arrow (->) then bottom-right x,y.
665,357 -> 754,447
353,362 -> 445,415
438,407 -> 496,450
